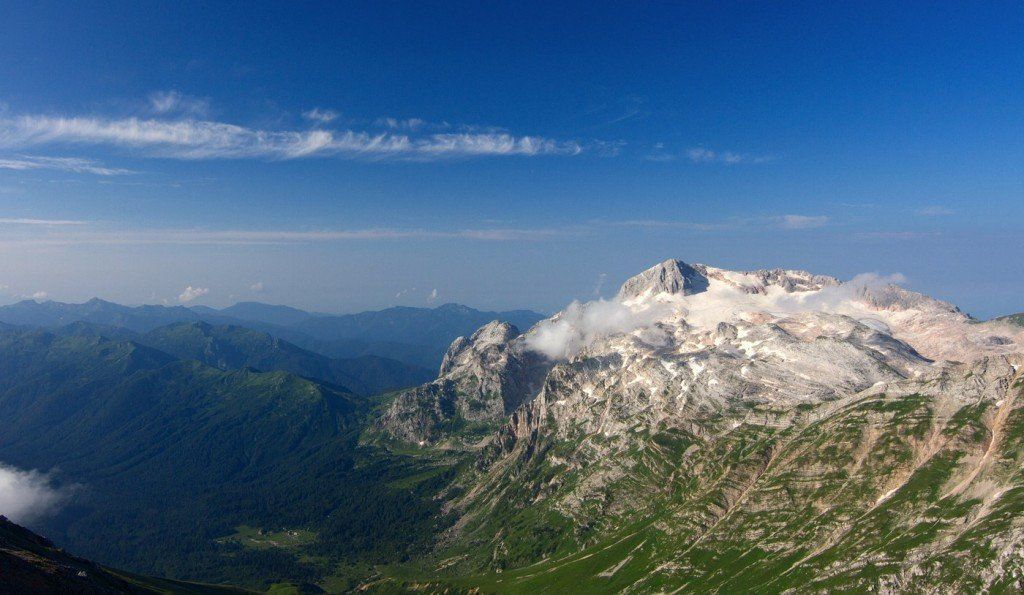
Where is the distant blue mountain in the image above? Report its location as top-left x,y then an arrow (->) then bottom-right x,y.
0,299 -> 547,369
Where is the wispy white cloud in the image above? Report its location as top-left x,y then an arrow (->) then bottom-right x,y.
178,285 -> 209,303
302,108 -> 338,124
644,145 -> 775,164
148,90 -> 210,117
426,288 -> 439,303
0,155 -> 133,176
854,231 -> 942,240
918,205 -> 955,216
376,116 -> 428,131
249,281 -> 264,292
609,219 -> 739,231
0,225 -> 586,247
0,217 -> 88,226
686,147 -> 776,165
0,114 -> 582,161
584,95 -> 648,131
771,214 -> 830,230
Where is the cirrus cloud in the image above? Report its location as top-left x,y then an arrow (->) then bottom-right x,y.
0,113 -> 583,161
0,155 -> 133,176
772,214 -> 830,230
302,108 -> 339,124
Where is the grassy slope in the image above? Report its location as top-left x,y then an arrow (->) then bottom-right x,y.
996,313 -> 1024,327
139,321 -> 431,396
371,376 -> 1024,592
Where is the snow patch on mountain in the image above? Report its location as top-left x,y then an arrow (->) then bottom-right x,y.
524,261 -> 1019,364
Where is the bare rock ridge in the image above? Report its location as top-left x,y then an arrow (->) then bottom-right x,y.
376,258 -> 1023,450
374,321 -> 550,445
617,258 -> 710,299
616,259 -> 842,301
694,263 -> 840,294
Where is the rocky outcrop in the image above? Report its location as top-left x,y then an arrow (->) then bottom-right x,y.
375,321 -> 551,446
695,264 -> 840,294
617,259 -> 709,300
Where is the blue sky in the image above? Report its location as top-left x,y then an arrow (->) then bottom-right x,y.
0,1 -> 1021,317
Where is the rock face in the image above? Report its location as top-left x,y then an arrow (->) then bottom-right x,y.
617,259 -> 710,300
375,321 -> 550,445
377,259 -> 1024,591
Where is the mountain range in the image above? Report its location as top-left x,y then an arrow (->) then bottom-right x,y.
136,321 -> 430,396
0,299 -> 546,369
2,261 -> 1023,592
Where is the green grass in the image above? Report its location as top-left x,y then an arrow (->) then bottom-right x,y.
217,526 -> 317,551
361,387 -> 1024,593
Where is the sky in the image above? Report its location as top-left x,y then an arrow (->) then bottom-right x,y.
0,1 -> 1021,318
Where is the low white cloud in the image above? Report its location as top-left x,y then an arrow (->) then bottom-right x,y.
0,114 -> 582,161
427,288 -> 439,303
593,272 -> 607,296
302,108 -> 338,124
524,298 -> 675,359
249,281 -> 264,292
149,90 -> 210,117
0,463 -> 71,524
178,285 -> 209,303
772,214 -> 830,230
0,156 -> 133,176
785,273 -> 907,311
30,291 -> 47,300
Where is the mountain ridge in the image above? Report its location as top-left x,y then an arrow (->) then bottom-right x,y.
137,320 -> 431,396
367,258 -> 1024,591
0,299 -> 546,369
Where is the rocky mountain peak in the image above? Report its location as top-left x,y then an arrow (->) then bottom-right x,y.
377,320 -> 551,446
471,320 -> 520,345
438,321 -> 519,377
617,259 -> 710,300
